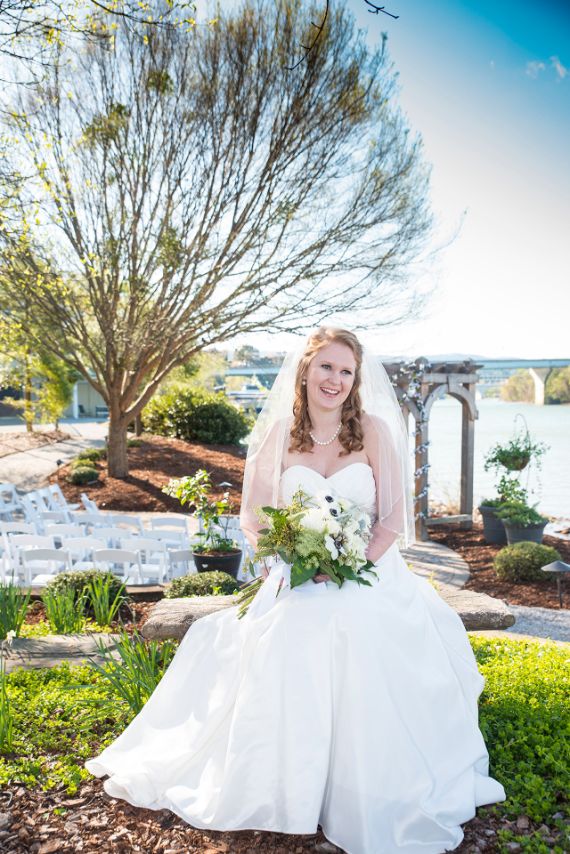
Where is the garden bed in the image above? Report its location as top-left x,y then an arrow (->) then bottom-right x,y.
431,523 -> 570,609
52,434 -> 246,513
0,638 -> 568,853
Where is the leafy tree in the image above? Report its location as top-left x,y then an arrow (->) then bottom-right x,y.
0,0 -> 432,476
545,366 -> 570,404
500,369 -> 534,403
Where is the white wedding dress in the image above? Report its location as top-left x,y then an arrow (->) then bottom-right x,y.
86,463 -> 506,854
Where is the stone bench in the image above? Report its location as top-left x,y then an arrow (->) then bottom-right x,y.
141,589 -> 515,641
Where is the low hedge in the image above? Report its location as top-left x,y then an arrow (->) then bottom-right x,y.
142,387 -> 251,445
46,570 -> 125,615
68,465 -> 99,485
166,570 -> 240,597
76,447 -> 106,462
494,541 -> 561,582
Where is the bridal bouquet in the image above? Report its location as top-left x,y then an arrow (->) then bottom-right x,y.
237,489 -> 378,619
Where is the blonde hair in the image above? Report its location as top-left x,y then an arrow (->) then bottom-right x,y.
289,327 -> 364,455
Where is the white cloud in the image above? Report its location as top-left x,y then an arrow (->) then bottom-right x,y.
525,60 -> 545,79
550,55 -> 568,80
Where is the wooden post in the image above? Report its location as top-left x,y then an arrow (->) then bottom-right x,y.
460,397 -> 475,524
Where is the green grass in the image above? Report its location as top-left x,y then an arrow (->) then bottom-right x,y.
0,635 -> 567,853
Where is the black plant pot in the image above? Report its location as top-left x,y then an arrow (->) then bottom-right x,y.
193,550 -> 243,579
502,521 -> 546,546
478,504 -> 507,545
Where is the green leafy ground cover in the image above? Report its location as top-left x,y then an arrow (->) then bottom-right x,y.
0,637 -> 568,852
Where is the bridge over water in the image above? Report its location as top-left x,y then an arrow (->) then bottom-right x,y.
227,357 -> 570,406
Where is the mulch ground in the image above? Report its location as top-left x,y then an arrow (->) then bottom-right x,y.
0,429 -> 70,458
431,523 -> 570,610
53,434 -> 246,513
0,781 -> 543,853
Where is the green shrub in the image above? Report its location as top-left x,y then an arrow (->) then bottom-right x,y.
68,465 -> 99,485
473,637 -> 570,831
166,570 -> 240,598
494,542 -> 561,582
142,387 -> 251,445
86,575 -> 127,627
127,438 -> 143,448
76,447 -> 106,462
47,570 -> 125,616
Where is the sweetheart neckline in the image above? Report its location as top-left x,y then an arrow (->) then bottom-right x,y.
281,462 -> 373,481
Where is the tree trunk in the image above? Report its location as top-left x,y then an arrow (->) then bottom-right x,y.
107,411 -> 129,478
134,414 -> 143,436
24,357 -> 34,433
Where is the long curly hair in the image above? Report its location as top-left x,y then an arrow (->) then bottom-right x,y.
289,327 -> 364,456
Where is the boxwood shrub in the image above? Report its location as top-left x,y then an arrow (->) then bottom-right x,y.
47,569 -> 125,615
68,465 -> 99,484
142,387 -> 251,445
494,541 -> 561,582
166,570 -> 240,598
76,447 -> 106,462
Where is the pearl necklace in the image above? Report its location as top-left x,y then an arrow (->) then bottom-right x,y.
309,422 -> 342,446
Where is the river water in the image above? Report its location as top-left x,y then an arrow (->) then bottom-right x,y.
425,398 -> 570,518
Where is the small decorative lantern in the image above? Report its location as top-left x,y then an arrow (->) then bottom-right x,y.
541,560 -> 570,607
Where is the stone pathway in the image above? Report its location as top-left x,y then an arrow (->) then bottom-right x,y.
1,434 -> 106,492
5,633 -> 119,674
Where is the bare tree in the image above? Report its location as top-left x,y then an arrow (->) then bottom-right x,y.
0,0 -> 431,477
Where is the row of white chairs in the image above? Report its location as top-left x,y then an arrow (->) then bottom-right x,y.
0,480 -> 252,586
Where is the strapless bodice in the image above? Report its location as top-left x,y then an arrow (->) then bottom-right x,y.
279,462 -> 376,517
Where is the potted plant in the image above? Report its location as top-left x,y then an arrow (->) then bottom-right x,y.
484,430 -> 547,473
478,477 -> 527,545
496,501 -> 549,545
163,470 -> 242,579
479,422 -> 548,545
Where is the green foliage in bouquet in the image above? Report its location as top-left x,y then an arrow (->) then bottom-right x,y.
237,489 -> 377,618
494,542 -> 560,583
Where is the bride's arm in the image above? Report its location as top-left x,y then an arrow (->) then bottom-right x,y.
363,414 -> 406,564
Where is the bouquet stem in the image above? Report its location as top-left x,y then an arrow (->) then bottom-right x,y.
236,576 -> 264,620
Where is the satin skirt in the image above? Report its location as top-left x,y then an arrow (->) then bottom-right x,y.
85,544 -> 506,854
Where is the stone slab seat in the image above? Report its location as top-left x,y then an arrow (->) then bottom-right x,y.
140,589 -> 515,642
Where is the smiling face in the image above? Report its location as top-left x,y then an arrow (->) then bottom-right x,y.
305,341 -> 357,414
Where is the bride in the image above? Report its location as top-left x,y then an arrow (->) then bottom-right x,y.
86,327 -> 506,854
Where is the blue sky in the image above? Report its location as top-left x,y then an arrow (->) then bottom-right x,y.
240,0 -> 570,359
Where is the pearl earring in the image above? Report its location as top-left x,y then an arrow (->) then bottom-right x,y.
302,379 -> 307,385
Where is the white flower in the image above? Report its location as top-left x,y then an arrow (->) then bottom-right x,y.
325,535 -> 339,560
302,507 -> 327,532
6,630 -> 15,644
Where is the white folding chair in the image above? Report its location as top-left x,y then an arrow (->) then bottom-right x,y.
0,483 -> 20,520
62,536 -> 107,571
46,483 -> 81,513
120,537 -> 169,584
44,524 -> 86,545
9,534 -> 55,582
111,514 -> 145,533
168,548 -> 196,578
89,526 -> 133,549
149,516 -> 191,533
93,548 -> 143,584
21,547 -> 72,586
20,494 -> 44,525
71,512 -> 111,531
80,493 -> 101,513
143,529 -> 190,549
0,521 -> 36,582
29,489 -> 52,512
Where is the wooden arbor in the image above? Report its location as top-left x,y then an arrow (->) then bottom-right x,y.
384,359 -> 482,541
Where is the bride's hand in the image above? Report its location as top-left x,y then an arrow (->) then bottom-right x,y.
313,573 -> 331,583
